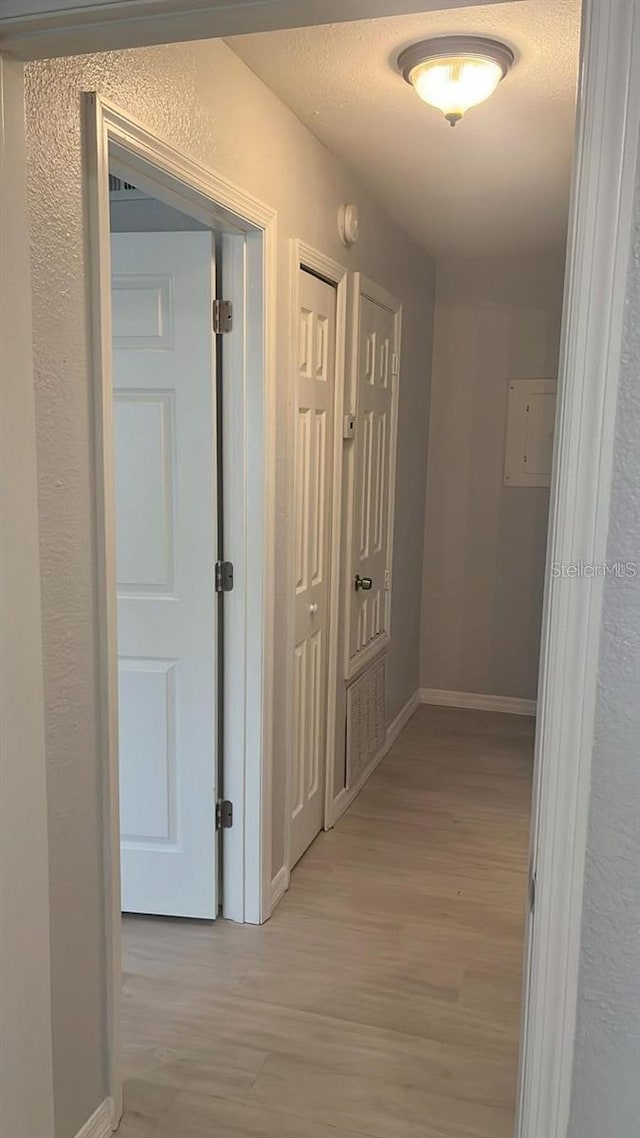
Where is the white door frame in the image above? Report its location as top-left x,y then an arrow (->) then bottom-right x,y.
516,1 -> 640,1134
86,92 -> 277,1126
282,241 -> 348,888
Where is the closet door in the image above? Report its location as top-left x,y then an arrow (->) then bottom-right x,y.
290,268 -> 337,867
347,278 -> 401,673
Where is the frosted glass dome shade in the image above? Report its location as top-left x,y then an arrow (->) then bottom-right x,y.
398,37 -> 514,126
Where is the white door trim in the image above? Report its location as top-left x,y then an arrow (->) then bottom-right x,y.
517,2 -> 640,1135
343,272 -> 402,684
85,92 -> 277,1126
283,241 -> 348,883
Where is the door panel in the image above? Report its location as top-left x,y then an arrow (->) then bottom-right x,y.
349,294 -> 396,664
112,230 -> 218,918
290,269 -> 336,867
114,391 -> 175,592
118,658 -> 177,843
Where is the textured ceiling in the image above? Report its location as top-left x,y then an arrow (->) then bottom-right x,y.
228,0 -> 580,257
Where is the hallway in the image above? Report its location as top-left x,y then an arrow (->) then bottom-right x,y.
119,705 -> 533,1138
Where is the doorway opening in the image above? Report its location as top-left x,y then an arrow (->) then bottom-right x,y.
87,94 -> 278,1122
84,4 -> 579,1127
17,0 -> 624,1128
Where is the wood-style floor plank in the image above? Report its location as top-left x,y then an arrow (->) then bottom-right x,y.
117,705 -> 533,1138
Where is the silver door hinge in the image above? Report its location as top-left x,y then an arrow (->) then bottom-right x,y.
216,799 -> 233,830
212,299 -> 233,334
530,870 -> 537,913
215,560 -> 234,593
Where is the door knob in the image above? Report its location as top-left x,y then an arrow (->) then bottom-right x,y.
309,602 -> 318,615
355,575 -> 373,591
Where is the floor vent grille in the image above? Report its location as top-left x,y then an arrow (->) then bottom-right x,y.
346,656 -> 386,789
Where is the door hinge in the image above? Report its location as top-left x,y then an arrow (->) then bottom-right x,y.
212,299 -> 233,334
216,799 -> 233,830
215,560 -> 234,593
530,870 -> 537,913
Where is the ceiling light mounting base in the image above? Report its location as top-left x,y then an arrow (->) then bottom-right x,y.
397,36 -> 514,84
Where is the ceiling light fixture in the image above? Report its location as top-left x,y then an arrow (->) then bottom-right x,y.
397,35 -> 514,127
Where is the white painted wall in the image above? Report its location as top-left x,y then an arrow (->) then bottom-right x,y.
0,55 -> 55,1138
420,253 -> 566,702
24,38 -> 434,1135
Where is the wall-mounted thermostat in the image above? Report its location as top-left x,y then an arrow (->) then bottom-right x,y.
504,378 -> 557,487
343,413 -> 356,439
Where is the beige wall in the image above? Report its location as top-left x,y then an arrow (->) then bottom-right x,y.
0,57 -> 55,1138
420,253 -> 566,702
25,39 -> 434,1135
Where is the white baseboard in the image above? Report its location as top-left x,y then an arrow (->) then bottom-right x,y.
329,689 -> 420,827
75,1098 -> 115,1138
386,688 -> 421,746
269,863 -> 290,914
419,688 -> 536,716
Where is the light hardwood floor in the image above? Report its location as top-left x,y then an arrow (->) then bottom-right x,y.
118,704 -> 533,1138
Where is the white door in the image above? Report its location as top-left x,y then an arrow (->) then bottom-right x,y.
349,293 -> 397,665
290,270 -> 336,867
111,231 -> 218,918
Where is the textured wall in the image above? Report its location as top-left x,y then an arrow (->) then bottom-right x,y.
568,154 -> 640,1138
24,39 -> 434,1135
420,254 -> 566,701
0,57 -> 55,1138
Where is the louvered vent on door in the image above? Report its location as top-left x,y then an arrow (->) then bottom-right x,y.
346,655 -> 386,789
109,175 -> 138,192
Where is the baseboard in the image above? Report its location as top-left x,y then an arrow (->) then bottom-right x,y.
386,688 -> 421,747
269,863 -> 290,914
75,1098 -> 115,1138
419,688 -> 536,716
330,689 -> 420,827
